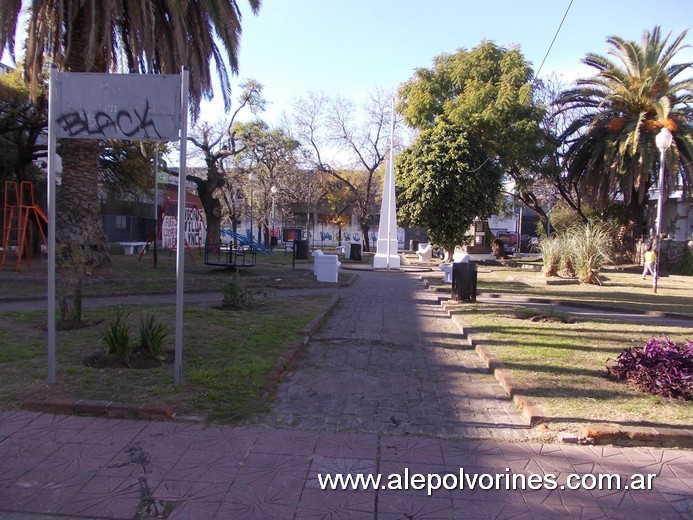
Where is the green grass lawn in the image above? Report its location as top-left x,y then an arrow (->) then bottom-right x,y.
1,252 -> 690,436
454,303 -> 691,430
426,263 -> 693,318
438,263 -> 693,436
0,250 -> 344,424
0,294 -> 334,424
0,249 -> 349,300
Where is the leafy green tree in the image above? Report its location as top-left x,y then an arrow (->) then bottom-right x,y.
398,41 -> 558,232
396,121 -> 503,255
99,141 -> 161,201
0,68 -> 47,185
0,0 -> 261,269
555,26 -> 692,247
0,68 -> 48,258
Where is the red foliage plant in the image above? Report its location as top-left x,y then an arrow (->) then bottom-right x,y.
606,336 -> 692,400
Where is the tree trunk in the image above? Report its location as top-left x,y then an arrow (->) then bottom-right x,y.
197,182 -> 221,248
360,223 -> 370,252
619,189 -> 643,262
56,9 -> 110,270
263,223 -> 270,246
517,191 -> 552,235
205,208 -> 221,249
57,140 -> 111,270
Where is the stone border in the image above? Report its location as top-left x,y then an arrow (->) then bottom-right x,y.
580,424 -> 693,448
439,299 -> 545,428
266,294 -> 341,383
21,398 -> 174,419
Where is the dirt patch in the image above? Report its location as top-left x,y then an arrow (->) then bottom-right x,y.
57,319 -> 102,331
82,349 -> 174,369
528,314 -> 576,324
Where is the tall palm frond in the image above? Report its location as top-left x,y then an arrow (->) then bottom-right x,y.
1,0 -> 261,118
555,26 -> 692,232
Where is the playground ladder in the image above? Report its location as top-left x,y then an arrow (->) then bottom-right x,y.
1,181 -> 47,271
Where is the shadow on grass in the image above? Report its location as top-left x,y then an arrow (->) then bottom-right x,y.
497,361 -> 604,379
464,329 -> 633,354
544,416 -> 693,431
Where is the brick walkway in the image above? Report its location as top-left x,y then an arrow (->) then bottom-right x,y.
0,268 -> 692,519
263,270 -> 529,441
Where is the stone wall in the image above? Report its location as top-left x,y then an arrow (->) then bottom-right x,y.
636,239 -> 692,271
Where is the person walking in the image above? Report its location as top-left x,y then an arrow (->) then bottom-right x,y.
642,244 -> 656,279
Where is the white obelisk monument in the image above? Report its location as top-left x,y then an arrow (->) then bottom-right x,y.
373,98 -> 400,270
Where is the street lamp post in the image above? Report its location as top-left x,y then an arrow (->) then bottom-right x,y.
271,185 -> 278,246
653,127 -> 673,294
248,172 -> 255,243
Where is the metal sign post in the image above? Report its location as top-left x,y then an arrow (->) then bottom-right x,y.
46,70 -> 184,385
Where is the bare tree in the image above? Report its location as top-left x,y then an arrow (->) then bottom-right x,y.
286,88 -> 398,252
183,80 -> 265,245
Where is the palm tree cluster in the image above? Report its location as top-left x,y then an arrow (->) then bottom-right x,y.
555,27 -> 692,248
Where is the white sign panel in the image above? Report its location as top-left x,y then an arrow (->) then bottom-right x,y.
162,216 -> 178,249
161,209 -> 205,249
185,208 -> 205,247
54,73 -> 181,141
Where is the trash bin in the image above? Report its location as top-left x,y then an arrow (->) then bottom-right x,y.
451,262 -> 477,301
410,239 -> 419,252
349,243 -> 362,261
270,236 -> 278,247
294,239 -> 309,260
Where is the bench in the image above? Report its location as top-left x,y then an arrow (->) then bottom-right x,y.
312,250 -> 341,283
120,241 -> 147,255
439,251 -> 470,282
417,243 -> 433,262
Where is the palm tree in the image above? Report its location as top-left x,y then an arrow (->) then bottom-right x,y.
0,0 -> 261,268
555,26 -> 692,251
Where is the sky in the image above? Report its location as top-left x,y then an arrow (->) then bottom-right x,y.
199,0 -> 693,124
2,0 -> 692,126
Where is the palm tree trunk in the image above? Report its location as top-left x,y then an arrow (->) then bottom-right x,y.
56,8 -> 111,269
619,188 -> 643,262
57,140 -> 111,269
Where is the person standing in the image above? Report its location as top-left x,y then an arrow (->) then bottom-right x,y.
642,245 -> 656,279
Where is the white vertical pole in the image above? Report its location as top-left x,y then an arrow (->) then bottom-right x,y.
174,68 -> 189,386
47,68 -> 58,384
386,96 -> 395,270
653,148 -> 666,294
153,147 -> 159,268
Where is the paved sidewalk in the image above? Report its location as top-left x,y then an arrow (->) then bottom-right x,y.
1,409 -> 692,519
0,269 -> 692,519
261,270 -> 529,441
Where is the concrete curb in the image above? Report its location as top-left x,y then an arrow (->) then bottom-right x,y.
580,424 -> 693,448
266,294 -> 341,383
439,300 -> 546,428
21,398 -> 174,420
